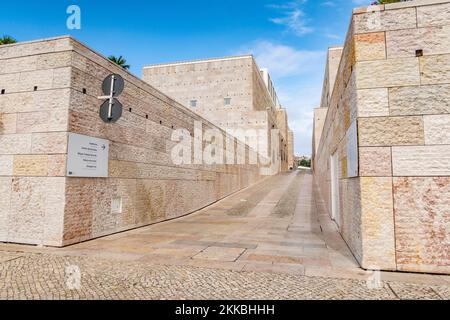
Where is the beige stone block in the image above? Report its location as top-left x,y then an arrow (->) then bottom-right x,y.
31,132 -> 67,154
0,73 -> 20,93
393,177 -> 450,274
0,113 -> 17,134
0,89 -> 71,114
47,154 -> 66,177
18,69 -> 54,92
358,116 -> 424,146
386,26 -> 450,58
8,177 -> 45,244
389,84 -> 450,116
16,109 -> 68,133
13,155 -> 48,176
0,37 -> 72,60
424,115 -> 450,145
420,54 -> 450,85
356,58 -> 420,89
0,177 -> 12,240
392,145 -> 450,176
0,134 -> 32,154
359,147 -> 392,177
354,32 -> 386,61
52,67 -> 72,88
0,56 -> 37,74
36,52 -> 72,70
0,155 -> 13,176
417,2 -> 450,27
360,177 -> 396,270
353,7 -> 416,34
357,88 -> 389,117
42,177 -> 65,245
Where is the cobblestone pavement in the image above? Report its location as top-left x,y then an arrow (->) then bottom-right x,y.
0,252 -> 448,300
0,171 -> 449,300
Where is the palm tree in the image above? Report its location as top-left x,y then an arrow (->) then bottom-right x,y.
0,35 -> 17,45
108,55 -> 130,70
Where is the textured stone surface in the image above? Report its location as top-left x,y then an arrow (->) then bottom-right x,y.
0,134 -> 31,155
354,32 -> 386,61
392,145 -> 450,176
417,2 -> 450,27
359,147 -> 392,177
353,7 -> 417,34
0,113 -> 16,134
394,177 -> 450,274
420,54 -> 450,85
7,177 -> 65,246
0,155 -> 13,176
0,178 -> 11,241
356,58 -> 420,89
31,132 -> 67,154
360,177 -> 396,270
13,155 -> 48,176
358,116 -> 424,147
424,115 -> 450,145
389,84 -> 450,116
357,88 -> 389,117
386,26 -> 450,58
1,252 -> 447,300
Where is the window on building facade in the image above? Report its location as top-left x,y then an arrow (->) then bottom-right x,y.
224,98 -> 231,106
190,100 -> 197,108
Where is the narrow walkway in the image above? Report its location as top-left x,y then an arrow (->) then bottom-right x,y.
58,171 -> 362,276
0,171 -> 449,299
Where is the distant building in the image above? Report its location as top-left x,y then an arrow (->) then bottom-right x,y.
142,55 -> 293,172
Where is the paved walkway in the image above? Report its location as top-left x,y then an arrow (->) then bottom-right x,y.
0,171 -> 449,299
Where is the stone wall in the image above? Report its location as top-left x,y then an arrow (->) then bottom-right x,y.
142,56 -> 290,172
314,0 -> 450,274
0,37 -> 265,247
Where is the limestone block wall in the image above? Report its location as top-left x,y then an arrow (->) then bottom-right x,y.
0,37 -> 265,247
143,55 -> 287,171
314,0 -> 450,274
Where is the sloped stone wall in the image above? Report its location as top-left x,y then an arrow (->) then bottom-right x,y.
0,37 -> 265,247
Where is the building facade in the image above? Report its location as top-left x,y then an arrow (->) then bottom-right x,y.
313,0 -> 450,274
142,56 -> 292,173
0,37 -> 266,247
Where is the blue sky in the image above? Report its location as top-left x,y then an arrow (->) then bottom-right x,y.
1,0 -> 372,155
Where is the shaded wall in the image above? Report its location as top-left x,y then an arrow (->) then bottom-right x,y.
314,0 -> 450,274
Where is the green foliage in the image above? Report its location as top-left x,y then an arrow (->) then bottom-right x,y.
108,55 -> 130,70
0,35 -> 17,45
376,0 -> 402,4
299,159 -> 311,168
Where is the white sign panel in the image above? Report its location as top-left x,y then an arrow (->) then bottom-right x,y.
67,133 -> 109,178
347,120 -> 359,178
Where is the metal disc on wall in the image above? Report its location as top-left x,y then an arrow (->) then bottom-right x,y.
102,74 -> 124,97
99,99 -> 123,123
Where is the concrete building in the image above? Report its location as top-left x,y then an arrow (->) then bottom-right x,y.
313,0 -> 450,274
0,36 -> 266,247
142,56 -> 292,172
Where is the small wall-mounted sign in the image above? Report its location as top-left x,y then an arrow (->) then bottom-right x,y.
66,133 -> 109,178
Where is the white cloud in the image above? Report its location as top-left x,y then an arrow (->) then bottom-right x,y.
235,41 -> 326,156
238,40 -> 324,77
268,0 -> 313,37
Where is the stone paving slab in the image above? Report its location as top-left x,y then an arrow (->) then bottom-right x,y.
0,253 -> 448,300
